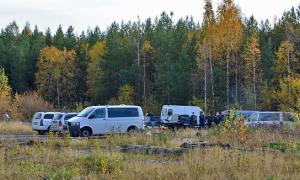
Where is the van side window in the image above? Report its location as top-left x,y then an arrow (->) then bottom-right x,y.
259,113 -> 280,121
108,108 -> 139,118
92,108 -> 106,118
44,114 -> 54,119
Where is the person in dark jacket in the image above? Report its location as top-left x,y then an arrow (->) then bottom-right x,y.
199,112 -> 205,128
190,112 -> 197,127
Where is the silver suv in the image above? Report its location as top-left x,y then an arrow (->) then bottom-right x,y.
50,112 -> 78,133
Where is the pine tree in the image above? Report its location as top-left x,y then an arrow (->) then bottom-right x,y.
53,25 -> 65,50
65,26 -> 77,50
45,28 -> 52,46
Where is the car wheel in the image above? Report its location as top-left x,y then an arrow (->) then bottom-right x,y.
127,126 -> 138,133
80,127 -> 92,137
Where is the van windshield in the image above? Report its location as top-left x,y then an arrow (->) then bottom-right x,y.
78,107 -> 95,117
162,108 -> 167,116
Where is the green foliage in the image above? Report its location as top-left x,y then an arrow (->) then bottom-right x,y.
0,68 -> 11,114
108,84 -> 134,105
158,129 -> 173,145
74,102 -> 84,112
36,46 -> 77,107
79,152 -> 122,174
50,168 -> 78,180
0,4 -> 299,112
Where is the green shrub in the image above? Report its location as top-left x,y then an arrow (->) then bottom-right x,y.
158,129 -> 172,145
50,168 -> 78,180
79,152 -> 122,174
207,128 -> 221,137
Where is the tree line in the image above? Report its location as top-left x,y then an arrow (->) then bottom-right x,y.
0,0 -> 299,115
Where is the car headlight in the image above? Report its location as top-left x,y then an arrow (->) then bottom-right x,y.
70,122 -> 80,126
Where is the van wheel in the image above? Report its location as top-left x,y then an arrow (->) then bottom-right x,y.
127,126 -> 138,133
80,127 -> 92,137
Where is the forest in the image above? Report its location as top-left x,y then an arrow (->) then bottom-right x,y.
0,0 -> 299,117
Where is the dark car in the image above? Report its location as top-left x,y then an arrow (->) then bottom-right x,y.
144,115 -> 163,127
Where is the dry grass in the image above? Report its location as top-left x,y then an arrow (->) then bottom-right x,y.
1,142 -> 300,179
0,121 -> 32,134
1,124 -> 300,179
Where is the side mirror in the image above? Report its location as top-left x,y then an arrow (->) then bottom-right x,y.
89,114 -> 96,119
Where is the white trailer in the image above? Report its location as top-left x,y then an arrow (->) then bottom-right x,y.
160,105 -> 203,125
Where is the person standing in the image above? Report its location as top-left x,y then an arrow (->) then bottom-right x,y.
3,111 -> 9,122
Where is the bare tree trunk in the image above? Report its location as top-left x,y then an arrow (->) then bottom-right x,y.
209,42 -> 215,114
235,51 -> 238,106
226,49 -> 230,108
288,48 -> 291,107
57,80 -> 60,108
252,50 -> 256,110
288,49 -> 291,94
204,57 -> 207,113
143,57 -> 146,106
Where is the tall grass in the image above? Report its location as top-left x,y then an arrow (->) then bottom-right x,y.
0,121 -> 32,134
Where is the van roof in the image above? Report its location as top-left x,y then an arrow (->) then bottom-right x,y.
90,105 -> 141,108
162,105 -> 203,111
257,111 -> 282,114
162,105 -> 202,108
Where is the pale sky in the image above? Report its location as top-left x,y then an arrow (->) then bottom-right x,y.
0,0 -> 299,34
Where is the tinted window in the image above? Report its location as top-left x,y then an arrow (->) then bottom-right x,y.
259,113 -> 280,121
91,108 -> 106,118
44,114 -> 54,119
108,108 -> 139,118
64,114 -> 77,120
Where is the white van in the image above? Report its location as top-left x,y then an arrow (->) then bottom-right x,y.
160,105 -> 203,125
68,105 -> 144,137
244,111 -> 296,127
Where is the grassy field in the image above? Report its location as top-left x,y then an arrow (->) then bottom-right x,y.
0,121 -> 32,134
1,121 -> 300,179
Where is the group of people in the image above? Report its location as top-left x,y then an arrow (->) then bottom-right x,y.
199,112 -> 225,128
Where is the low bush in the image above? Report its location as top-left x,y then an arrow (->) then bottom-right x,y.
11,91 -> 54,121
50,168 -> 78,180
79,152 -> 122,174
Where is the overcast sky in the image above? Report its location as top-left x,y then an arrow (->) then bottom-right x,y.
0,0 -> 299,34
